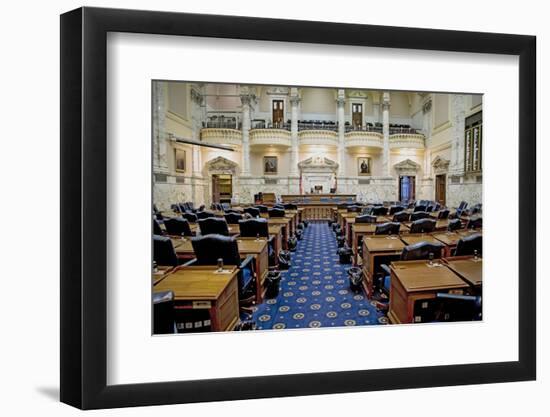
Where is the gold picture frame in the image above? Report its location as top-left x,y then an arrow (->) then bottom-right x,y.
175,149 -> 186,173
357,157 -> 371,175
263,156 -> 278,175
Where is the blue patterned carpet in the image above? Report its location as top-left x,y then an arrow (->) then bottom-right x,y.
252,221 -> 388,330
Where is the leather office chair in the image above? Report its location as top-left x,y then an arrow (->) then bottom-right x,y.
347,205 -> 363,213
198,217 -> 229,236
196,210 -> 216,220
375,222 -> 400,235
438,209 -> 450,219
456,201 -> 468,216
413,205 -> 427,212
392,211 -> 410,222
283,203 -> 298,210
244,207 -> 261,217
389,205 -> 405,215
153,235 -> 179,267
224,212 -> 243,224
153,290 -> 175,334
454,233 -> 482,256
268,208 -> 286,218
426,205 -> 435,213
239,218 -> 277,267
371,206 -> 388,216
182,212 -> 198,223
188,234 -> 256,305
163,217 -> 193,237
255,205 -> 269,213
466,216 -> 482,229
355,214 -> 378,223
410,211 -> 431,221
447,218 -> 463,232
409,218 -> 437,234
153,218 -> 164,235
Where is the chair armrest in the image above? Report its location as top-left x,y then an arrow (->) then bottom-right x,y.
380,264 -> 391,275
239,255 -> 255,271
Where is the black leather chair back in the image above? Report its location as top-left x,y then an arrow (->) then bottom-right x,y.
455,233 -> 482,256
413,205 -> 427,212
389,205 -> 405,215
355,214 -> 377,224
375,222 -> 401,235
392,211 -> 410,222
182,212 -> 198,223
401,241 -> 445,261
244,207 -> 261,217
467,216 -> 483,229
268,208 -> 286,218
438,209 -> 450,219
409,218 -> 436,234
153,218 -> 163,235
198,217 -> 229,236
196,210 -> 216,220
224,212 -> 243,224
410,211 -> 431,221
458,201 -> 468,210
153,290 -> 175,334
164,217 -> 192,236
255,205 -> 269,213
153,235 -> 178,266
191,234 -> 241,266
283,203 -> 298,210
447,218 -> 463,232
347,205 -> 363,213
239,218 -> 269,238
371,206 -> 388,216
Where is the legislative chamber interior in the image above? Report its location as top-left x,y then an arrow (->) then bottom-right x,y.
152,82 -> 483,334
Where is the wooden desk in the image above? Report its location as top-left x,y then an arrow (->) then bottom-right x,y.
171,237 -> 269,303
152,266 -> 174,285
457,229 -> 482,237
401,219 -> 449,232
268,224 -> 283,258
351,223 -> 377,265
154,266 -> 239,332
400,234 -> 444,248
361,236 -> 406,297
444,256 -> 482,289
388,260 -> 469,324
432,232 -> 463,257
346,216 -> 388,246
267,217 -> 291,248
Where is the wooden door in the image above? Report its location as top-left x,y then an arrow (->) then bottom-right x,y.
272,100 -> 284,128
212,175 -> 220,203
399,176 -> 416,202
435,174 -> 446,206
352,103 -> 363,128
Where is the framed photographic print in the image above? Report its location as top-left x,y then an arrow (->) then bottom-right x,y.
61,6 -> 536,410
175,149 -> 186,173
357,157 -> 371,175
263,156 -> 278,175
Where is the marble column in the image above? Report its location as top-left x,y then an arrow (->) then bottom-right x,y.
382,91 -> 391,177
450,94 -> 466,175
289,89 -> 300,176
240,95 -> 252,176
337,89 -> 346,177
191,87 -> 204,177
152,81 -> 168,173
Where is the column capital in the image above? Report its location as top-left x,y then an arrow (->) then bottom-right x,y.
290,95 -> 301,105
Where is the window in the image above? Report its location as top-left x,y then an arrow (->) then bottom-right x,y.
464,112 -> 482,173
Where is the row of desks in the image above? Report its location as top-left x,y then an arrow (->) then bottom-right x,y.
360,233 -> 482,298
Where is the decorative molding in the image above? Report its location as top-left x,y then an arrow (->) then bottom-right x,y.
298,130 -> 338,147
344,131 -> 383,150
298,156 -> 339,172
389,133 -> 425,149
205,156 -> 239,174
200,128 -> 242,147
265,86 -> 289,95
394,158 -> 421,176
422,99 -> 432,114
249,129 -> 291,148
431,155 -> 450,174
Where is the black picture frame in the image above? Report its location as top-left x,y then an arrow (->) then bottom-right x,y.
60,6 -> 536,410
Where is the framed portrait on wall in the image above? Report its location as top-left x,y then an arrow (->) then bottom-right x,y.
357,157 -> 371,175
263,156 -> 278,175
175,149 -> 186,173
